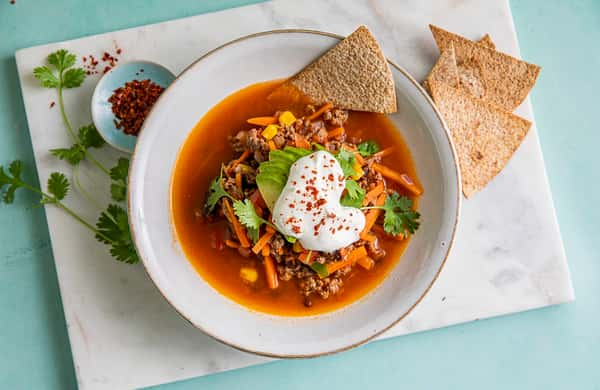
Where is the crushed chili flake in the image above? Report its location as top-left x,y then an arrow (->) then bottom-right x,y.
108,79 -> 165,136
49,101 -> 55,109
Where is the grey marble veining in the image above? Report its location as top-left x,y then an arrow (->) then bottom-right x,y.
15,0 -> 573,388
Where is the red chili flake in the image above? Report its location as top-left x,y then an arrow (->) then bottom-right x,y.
345,226 -> 350,230
292,181 -> 297,185
316,198 -> 327,207
103,66 -> 111,74
292,226 -> 301,234
306,202 -> 313,211
116,48 -> 122,55
82,56 -> 87,62
289,203 -> 295,208
108,79 -> 165,136
49,101 -> 55,109
327,174 -> 334,181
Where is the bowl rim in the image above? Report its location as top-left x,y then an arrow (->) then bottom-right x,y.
127,28 -> 462,358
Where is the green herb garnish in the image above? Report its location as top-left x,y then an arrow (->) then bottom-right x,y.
335,148 -> 357,178
357,140 -> 380,157
340,180 -> 365,208
109,158 -> 129,202
310,261 -> 329,278
362,192 -> 420,237
50,124 -> 105,165
232,198 -> 274,243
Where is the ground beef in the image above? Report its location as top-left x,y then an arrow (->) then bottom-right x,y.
323,108 -> 348,127
245,128 -> 269,162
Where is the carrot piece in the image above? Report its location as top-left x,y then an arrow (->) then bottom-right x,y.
372,163 -> 423,196
231,150 -> 251,170
353,151 -> 365,165
357,256 -> 375,270
252,229 -> 275,255
294,134 -> 311,149
298,251 -> 314,264
224,239 -> 240,249
235,171 -> 242,190
261,244 -> 271,257
346,246 -> 368,262
363,182 -> 385,205
247,116 -> 277,126
373,147 -> 394,159
263,255 -> 279,289
277,247 -> 284,255
222,199 -> 251,248
327,127 -> 345,140
327,246 -> 367,274
361,193 -> 387,236
360,232 -> 376,242
268,140 -> 277,151
372,224 -> 405,241
306,102 -> 333,121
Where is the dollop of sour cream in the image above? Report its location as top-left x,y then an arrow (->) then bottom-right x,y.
272,151 -> 366,253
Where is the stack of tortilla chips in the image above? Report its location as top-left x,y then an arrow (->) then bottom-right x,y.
424,25 -> 541,197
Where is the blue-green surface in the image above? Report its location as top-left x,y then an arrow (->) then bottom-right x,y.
1,1 -> 598,389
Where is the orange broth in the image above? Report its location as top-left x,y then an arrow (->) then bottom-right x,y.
171,80 -> 420,316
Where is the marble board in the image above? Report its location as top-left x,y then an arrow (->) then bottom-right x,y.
14,0 -> 574,389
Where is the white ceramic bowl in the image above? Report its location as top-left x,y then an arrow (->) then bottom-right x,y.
129,30 -> 461,357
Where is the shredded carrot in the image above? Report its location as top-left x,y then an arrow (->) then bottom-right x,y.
263,255 -> 279,289
373,147 -> 394,159
327,127 -> 345,140
294,134 -> 311,149
361,193 -> 387,236
268,140 -> 277,151
231,150 -> 251,169
357,256 -> 375,270
247,116 -> 277,126
327,246 -> 367,274
222,199 -> 251,248
306,103 -> 333,121
252,229 -> 275,255
363,182 -> 385,205
277,247 -> 284,255
372,224 -> 405,241
298,251 -> 314,264
224,239 -> 240,249
360,232 -> 376,242
235,171 -> 242,190
353,151 -> 365,165
261,244 -> 270,257
372,163 -> 423,195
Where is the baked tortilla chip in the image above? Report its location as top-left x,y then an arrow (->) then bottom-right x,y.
269,26 -> 397,113
429,81 -> 531,197
430,24 -> 540,111
423,43 -> 459,94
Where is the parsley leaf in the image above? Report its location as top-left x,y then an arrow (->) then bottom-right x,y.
357,140 -> 380,157
50,145 -> 85,165
78,124 -> 105,149
335,148 -> 357,178
33,66 -> 59,88
63,68 -> 86,88
341,180 -> 365,208
96,204 -> 139,264
46,172 -> 69,201
48,49 -> 76,71
375,193 -> 420,237
205,168 -> 234,214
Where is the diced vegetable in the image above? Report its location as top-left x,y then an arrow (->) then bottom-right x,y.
360,193 -> 387,238
298,251 -> 314,264
278,111 -> 296,127
372,163 -> 422,195
247,116 -> 277,126
252,229 -> 275,255
310,262 -> 329,278
223,198 -> 251,248
292,241 -> 304,253
363,182 -> 385,206
268,140 -> 277,151
263,255 -> 279,289
327,127 -> 345,140
352,160 -> 364,179
240,267 -> 258,284
294,134 -> 311,149
306,103 -> 333,121
262,124 -> 279,140
225,239 -> 240,248
357,256 -> 375,270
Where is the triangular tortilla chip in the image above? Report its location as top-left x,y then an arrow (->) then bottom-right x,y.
423,43 -> 459,94
429,81 -> 531,197
430,24 -> 540,111
269,26 -> 396,113
457,57 -> 487,98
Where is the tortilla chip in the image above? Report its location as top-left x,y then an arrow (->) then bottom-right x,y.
478,34 -> 496,49
430,24 -> 540,111
423,43 -> 459,94
457,57 -> 487,98
268,26 -> 397,113
429,81 -> 531,197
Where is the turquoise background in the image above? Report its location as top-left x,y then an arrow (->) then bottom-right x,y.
1,0 -> 598,388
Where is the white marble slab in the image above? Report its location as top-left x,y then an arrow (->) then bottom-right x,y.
15,0 -> 574,389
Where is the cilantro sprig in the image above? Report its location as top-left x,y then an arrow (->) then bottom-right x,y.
362,192 -> 420,237
335,148 -> 358,178
0,160 -> 139,263
357,140 -> 380,157
109,158 -> 129,202
341,180 -> 365,208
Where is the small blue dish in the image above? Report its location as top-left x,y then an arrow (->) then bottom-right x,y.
91,61 -> 176,153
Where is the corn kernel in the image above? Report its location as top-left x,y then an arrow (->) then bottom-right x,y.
262,124 -> 279,140
352,162 -> 364,179
292,240 -> 304,253
240,267 -> 258,284
278,111 -> 296,127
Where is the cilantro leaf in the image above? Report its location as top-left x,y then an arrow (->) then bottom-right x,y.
205,169 -> 233,214
110,183 -> 127,202
96,204 -> 139,264
335,148 -> 357,178
33,66 -> 59,88
232,199 -> 264,232
357,140 -> 380,157
78,124 -> 105,149
341,180 -> 365,208
50,146 -> 85,165
48,49 -> 76,71
63,68 -> 86,88
378,193 -> 420,237
47,172 -> 69,201
110,158 -> 129,182
8,160 -> 22,180
109,241 -> 139,264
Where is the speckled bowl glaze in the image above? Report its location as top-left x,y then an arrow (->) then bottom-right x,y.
128,30 -> 461,357
91,60 -> 176,153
